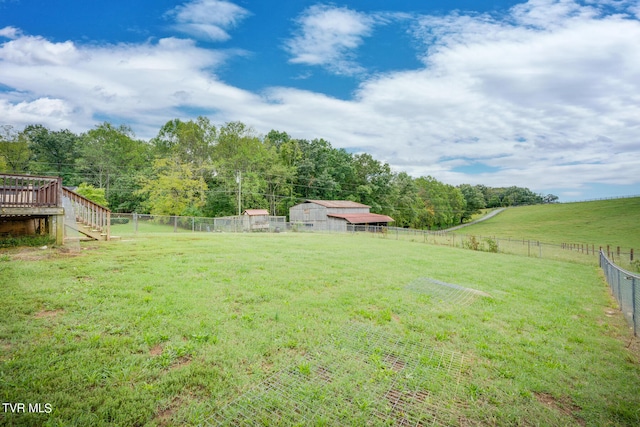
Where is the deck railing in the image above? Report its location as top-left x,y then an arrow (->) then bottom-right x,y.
0,174 -> 62,208
63,188 -> 111,240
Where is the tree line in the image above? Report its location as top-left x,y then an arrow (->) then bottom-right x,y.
0,120 -> 558,229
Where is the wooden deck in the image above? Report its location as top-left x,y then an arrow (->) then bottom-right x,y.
0,173 -> 111,243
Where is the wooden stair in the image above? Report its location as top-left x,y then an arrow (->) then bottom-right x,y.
78,225 -> 109,241
62,188 -> 111,241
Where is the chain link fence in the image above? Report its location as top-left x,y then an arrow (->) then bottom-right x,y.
600,250 -> 640,337
110,213 -> 287,234
109,213 -> 637,269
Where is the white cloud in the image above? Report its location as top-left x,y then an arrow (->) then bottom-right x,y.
167,0 -> 250,42
0,26 -> 21,39
0,33 -> 239,131
0,35 -> 81,65
0,98 -> 75,129
285,4 -> 375,75
510,0 -> 599,28
269,0 -> 640,191
0,0 -> 639,197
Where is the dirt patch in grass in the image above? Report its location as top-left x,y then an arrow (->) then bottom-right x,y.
155,387 -> 208,425
0,341 -> 11,360
316,365 -> 332,383
155,396 -> 184,427
534,392 -> 585,426
261,360 -> 274,374
34,309 -> 64,319
10,248 -> 52,261
384,353 -> 406,372
171,356 -> 192,370
6,245 -> 97,261
626,337 -> 640,364
150,344 -> 163,356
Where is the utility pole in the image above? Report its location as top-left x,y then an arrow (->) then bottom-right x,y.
236,170 -> 242,216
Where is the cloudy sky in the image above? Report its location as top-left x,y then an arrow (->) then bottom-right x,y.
1,0 -> 639,201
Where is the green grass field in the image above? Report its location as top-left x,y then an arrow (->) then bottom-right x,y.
456,197 -> 640,250
1,232 -> 639,426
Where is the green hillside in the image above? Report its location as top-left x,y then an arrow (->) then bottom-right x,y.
456,197 -> 640,250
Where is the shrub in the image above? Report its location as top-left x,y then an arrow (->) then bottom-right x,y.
110,218 -> 130,225
464,235 -> 481,251
0,235 -> 55,248
485,237 -> 499,253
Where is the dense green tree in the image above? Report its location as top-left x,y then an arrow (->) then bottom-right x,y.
388,172 -> 421,227
0,125 -> 31,173
262,147 -> 296,216
137,157 -> 207,216
459,184 -> 486,222
414,176 -> 466,229
352,153 -> 393,213
295,138 -> 339,199
202,184 -> 236,217
484,186 -> 543,207
23,125 -> 80,184
75,183 -> 108,206
447,184 -> 466,225
209,122 -> 272,215
3,118 -> 551,221
151,117 -> 216,179
77,123 -> 150,201
107,173 -> 148,213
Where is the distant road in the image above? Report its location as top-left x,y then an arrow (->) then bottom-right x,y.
444,208 -> 506,232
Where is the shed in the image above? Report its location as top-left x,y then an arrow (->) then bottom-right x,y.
242,209 -> 270,231
289,200 -> 393,231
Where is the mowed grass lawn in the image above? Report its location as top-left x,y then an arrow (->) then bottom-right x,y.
457,197 -> 640,250
1,233 -> 639,426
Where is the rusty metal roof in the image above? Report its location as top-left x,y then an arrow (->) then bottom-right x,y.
243,209 -> 269,216
327,213 -> 394,224
306,200 -> 370,208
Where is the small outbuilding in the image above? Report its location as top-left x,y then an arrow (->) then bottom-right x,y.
242,209 -> 270,231
289,200 -> 394,232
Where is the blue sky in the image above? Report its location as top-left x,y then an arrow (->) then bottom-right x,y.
1,0 -> 639,201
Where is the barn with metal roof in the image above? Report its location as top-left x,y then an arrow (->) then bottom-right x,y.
289,200 -> 394,232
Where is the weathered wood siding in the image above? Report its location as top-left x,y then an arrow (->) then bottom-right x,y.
289,202 -> 368,231
326,216 -> 348,232
242,214 -> 270,231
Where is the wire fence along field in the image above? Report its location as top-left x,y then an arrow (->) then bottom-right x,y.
110,213 -> 638,269
382,226 -> 638,268
600,250 -> 640,337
